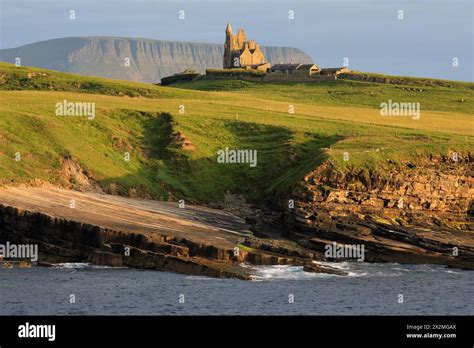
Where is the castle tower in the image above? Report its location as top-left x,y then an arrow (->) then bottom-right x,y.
224,22 -> 234,68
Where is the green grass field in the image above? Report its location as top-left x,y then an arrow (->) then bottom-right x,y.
0,62 -> 472,203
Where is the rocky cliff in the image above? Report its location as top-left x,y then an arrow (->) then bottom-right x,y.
285,154 -> 474,268
0,37 -> 313,83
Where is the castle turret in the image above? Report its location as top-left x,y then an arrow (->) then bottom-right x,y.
224,22 -> 233,68
226,22 -> 232,35
237,28 -> 246,49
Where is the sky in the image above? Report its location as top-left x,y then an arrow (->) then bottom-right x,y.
0,0 -> 472,81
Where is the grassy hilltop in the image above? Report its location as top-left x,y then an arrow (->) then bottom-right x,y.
0,62 -> 472,203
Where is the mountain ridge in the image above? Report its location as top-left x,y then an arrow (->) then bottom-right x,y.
0,36 -> 313,83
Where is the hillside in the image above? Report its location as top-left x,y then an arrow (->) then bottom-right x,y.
0,37 -> 313,83
0,62 -> 472,205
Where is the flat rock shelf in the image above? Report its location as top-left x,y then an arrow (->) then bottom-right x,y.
0,187 -> 328,279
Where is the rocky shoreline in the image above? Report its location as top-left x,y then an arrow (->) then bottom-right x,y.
282,155 -> 474,270
0,155 -> 472,278
0,188 -> 336,279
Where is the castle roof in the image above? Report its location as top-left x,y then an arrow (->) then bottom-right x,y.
299,64 -> 318,69
270,63 -> 302,71
320,67 -> 346,73
271,63 -> 319,72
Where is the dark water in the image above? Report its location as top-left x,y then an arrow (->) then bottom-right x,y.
1,262 -> 473,315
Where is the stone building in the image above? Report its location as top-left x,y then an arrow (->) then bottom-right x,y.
319,67 -> 350,76
269,63 -> 320,76
223,22 -> 270,71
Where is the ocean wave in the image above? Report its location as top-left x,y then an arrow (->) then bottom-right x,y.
53,263 -> 125,269
246,264 -> 356,281
312,261 -> 406,277
250,265 -> 327,281
184,275 -> 222,281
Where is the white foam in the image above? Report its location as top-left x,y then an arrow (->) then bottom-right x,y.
312,261 -> 351,270
54,263 -> 124,269
247,264 -> 348,281
251,265 -> 324,281
312,261 -> 403,277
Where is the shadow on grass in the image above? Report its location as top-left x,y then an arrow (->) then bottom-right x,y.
103,111 -> 343,204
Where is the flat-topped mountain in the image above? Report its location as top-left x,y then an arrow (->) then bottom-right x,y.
0,36 -> 313,83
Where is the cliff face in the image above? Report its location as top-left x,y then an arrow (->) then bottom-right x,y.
295,155 -> 473,227
287,155 -> 474,268
0,37 -> 313,83
0,204 -> 250,278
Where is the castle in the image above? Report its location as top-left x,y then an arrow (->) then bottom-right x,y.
161,23 -> 350,84
221,22 -> 349,80
223,22 -> 270,71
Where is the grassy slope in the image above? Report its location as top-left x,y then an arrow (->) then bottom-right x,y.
0,62 -> 473,203
170,78 -> 474,114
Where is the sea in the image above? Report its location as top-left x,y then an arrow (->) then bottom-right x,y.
0,262 -> 472,315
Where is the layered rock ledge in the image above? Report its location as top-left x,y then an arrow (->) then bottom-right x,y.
0,187 -> 326,279
285,155 -> 474,270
